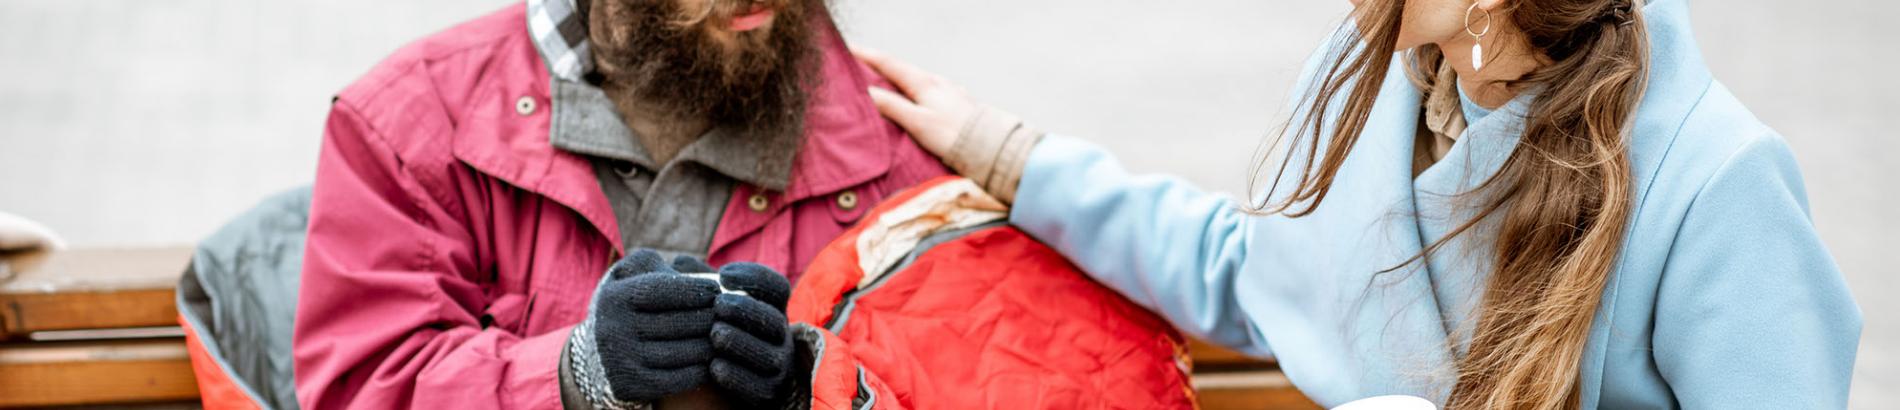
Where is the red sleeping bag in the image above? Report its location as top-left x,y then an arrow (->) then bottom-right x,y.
789,176 -> 1197,409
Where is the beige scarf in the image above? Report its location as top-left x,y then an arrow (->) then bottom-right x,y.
1414,62 -> 1467,177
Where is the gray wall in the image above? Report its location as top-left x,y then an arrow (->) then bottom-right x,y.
0,0 -> 1890,407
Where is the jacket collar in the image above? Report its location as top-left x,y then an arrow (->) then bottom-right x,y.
545,79 -> 804,190
453,6 -> 897,254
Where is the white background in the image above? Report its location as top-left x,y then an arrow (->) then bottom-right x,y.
0,0 -> 1891,406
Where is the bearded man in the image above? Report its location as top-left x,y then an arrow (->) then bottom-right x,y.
291,0 -> 948,408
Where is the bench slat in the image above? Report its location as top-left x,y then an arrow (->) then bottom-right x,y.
1187,338 -> 1319,409
0,338 -> 200,407
1197,382 -> 1326,410
1,248 -> 191,338
1188,337 -> 1275,368
2,289 -> 180,337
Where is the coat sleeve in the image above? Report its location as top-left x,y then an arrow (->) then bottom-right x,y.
1652,134 -> 1862,409
1005,134 -> 1269,358
294,100 -> 570,410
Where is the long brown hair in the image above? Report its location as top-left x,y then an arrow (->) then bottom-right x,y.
1248,1 -> 1648,409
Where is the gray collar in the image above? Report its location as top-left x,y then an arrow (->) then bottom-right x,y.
547,78 -> 800,190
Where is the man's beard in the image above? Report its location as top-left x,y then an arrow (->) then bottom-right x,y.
589,0 -> 822,136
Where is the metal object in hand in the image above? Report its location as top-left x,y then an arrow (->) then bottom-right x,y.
681,272 -> 749,297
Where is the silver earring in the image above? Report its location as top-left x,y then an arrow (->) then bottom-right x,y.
1466,2 -> 1491,70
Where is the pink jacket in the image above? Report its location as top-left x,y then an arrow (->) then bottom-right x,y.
292,4 -> 948,410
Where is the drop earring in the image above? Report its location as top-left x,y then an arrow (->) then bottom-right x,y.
1466,2 -> 1491,70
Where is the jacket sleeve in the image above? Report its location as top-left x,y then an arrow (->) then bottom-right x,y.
294,100 -> 570,410
1652,134 -> 1861,409
1005,134 -> 1269,358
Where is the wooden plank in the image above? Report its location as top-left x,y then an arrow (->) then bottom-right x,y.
1,247 -> 193,294
1187,338 -> 1316,410
1193,370 -> 1294,391
1189,337 -> 1274,368
1,247 -> 192,337
35,401 -> 204,410
1197,384 -> 1325,410
1195,371 -> 1321,410
3,289 -> 180,336
0,338 -> 200,407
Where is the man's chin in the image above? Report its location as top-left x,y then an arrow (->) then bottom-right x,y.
701,31 -> 781,66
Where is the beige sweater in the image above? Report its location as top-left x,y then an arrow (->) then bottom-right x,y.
940,106 -> 1045,204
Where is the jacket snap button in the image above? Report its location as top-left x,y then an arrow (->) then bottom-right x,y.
836,191 -> 859,211
515,96 -> 536,116
747,193 -> 770,212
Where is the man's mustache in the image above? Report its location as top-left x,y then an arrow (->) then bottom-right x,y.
666,0 -> 792,28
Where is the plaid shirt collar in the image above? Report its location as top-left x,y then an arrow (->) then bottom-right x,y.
528,0 -> 594,81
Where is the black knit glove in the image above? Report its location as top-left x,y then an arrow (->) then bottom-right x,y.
707,262 -> 796,407
565,250 -> 721,409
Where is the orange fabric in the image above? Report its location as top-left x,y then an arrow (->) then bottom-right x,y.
804,327 -> 912,410
789,176 -> 1195,409
181,314 -> 265,410
806,327 -> 857,410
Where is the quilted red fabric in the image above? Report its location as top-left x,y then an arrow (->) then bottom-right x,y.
790,176 -> 1197,409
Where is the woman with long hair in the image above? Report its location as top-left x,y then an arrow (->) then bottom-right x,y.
857,0 -> 1861,408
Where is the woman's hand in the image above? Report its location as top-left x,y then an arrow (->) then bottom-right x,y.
853,47 -> 977,158
856,47 -> 1043,203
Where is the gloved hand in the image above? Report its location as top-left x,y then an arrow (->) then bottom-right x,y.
708,262 -> 796,407
565,250 -> 723,408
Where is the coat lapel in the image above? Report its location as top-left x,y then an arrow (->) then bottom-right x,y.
448,27 -> 626,255
1246,56 -> 1456,401
1409,90 -> 1533,354
450,9 -> 904,259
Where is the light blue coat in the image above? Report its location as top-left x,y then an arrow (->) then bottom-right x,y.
1007,0 -> 1861,408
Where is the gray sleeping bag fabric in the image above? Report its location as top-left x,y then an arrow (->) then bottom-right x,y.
177,186 -> 311,410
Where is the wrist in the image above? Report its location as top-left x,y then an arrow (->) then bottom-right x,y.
566,320 -> 654,410
560,336 -> 598,410
948,106 -> 1045,204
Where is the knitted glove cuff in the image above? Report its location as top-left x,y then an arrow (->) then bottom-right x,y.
568,319 -> 654,410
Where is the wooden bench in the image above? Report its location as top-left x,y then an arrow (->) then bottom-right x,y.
0,247 -> 1318,409
0,247 -> 198,408
1189,339 -> 1322,410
